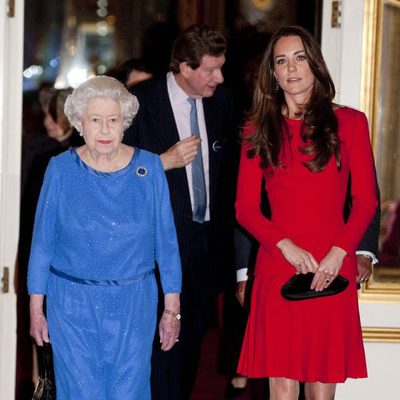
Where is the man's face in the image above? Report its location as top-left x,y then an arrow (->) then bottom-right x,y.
181,54 -> 225,98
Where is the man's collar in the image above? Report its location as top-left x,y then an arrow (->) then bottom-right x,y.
167,72 -> 191,105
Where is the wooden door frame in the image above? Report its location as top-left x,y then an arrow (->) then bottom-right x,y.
0,0 -> 24,398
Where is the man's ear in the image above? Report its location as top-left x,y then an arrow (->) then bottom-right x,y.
179,62 -> 192,78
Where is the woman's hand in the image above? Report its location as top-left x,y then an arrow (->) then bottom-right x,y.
159,293 -> 180,351
276,238 -> 319,274
29,294 -> 49,346
312,246 -> 347,291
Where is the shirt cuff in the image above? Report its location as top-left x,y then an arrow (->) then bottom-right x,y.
356,250 -> 378,264
236,267 -> 249,282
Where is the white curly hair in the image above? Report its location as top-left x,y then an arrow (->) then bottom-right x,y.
64,75 -> 139,132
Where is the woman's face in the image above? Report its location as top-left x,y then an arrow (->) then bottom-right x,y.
80,97 -> 124,155
273,35 -> 315,102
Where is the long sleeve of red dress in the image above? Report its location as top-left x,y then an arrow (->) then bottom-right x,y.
235,124 -> 287,255
331,111 -> 377,254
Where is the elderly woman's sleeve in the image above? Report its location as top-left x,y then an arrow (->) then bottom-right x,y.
153,156 -> 182,294
27,158 -> 60,294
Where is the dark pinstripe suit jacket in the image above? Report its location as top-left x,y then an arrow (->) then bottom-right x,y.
124,75 -> 235,274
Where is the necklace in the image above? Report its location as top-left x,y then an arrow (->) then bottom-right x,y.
84,147 -> 124,173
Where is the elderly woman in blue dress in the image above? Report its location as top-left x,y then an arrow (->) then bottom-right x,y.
28,76 -> 182,399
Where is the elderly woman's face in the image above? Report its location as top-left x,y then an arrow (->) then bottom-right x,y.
80,97 -> 124,155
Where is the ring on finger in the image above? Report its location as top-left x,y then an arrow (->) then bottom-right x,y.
325,277 -> 333,283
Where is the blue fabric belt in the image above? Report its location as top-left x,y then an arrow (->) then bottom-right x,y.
50,266 -> 154,286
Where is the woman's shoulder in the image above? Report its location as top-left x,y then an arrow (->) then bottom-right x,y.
335,106 -> 370,147
133,147 -> 163,173
55,148 -> 74,158
134,147 -> 160,162
132,147 -> 166,182
335,105 -> 367,123
47,148 -> 74,169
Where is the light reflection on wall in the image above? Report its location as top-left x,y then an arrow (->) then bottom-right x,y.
55,21 -> 116,88
23,0 -> 172,91
54,0 -> 116,88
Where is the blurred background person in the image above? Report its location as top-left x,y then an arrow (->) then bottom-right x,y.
16,86 -> 84,398
20,87 -> 84,266
40,88 -> 83,145
108,58 -> 154,88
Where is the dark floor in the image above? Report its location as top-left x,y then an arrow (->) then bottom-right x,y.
192,327 -> 252,400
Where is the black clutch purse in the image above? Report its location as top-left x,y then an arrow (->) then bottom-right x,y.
281,272 -> 349,301
32,342 -> 56,400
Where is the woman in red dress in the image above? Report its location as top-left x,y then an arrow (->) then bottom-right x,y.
236,26 -> 377,399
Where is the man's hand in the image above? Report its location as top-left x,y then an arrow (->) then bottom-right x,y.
235,281 -> 247,307
160,136 -> 201,171
356,254 -> 373,283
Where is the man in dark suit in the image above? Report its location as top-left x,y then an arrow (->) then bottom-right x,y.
124,24 -> 234,400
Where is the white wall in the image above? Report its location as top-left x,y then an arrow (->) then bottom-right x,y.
337,342 -> 400,399
321,0 -> 365,109
321,1 -> 400,399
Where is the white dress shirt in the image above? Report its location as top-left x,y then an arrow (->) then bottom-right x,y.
167,72 -> 210,221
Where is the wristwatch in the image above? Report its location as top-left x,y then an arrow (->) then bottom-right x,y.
164,309 -> 181,320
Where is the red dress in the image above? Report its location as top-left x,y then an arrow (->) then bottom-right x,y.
236,107 -> 377,383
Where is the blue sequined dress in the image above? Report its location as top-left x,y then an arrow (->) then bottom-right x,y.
28,147 -> 182,399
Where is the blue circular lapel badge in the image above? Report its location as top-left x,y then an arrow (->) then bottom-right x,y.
136,166 -> 148,177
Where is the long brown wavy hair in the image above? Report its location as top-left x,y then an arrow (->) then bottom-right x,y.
246,26 -> 340,172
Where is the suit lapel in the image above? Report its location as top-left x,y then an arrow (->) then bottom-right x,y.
153,78 -> 192,216
203,96 -> 222,214
152,78 -> 181,151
